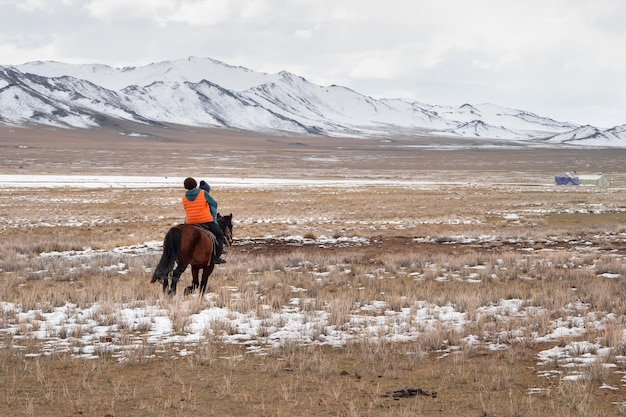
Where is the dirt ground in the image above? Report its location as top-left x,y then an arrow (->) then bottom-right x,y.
237,236 -> 626,260
2,125 -> 626,417
2,123 -> 626,184
0,335 -> 585,417
4,234 -> 626,417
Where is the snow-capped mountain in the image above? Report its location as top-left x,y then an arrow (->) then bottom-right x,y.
538,124 -> 626,147
2,57 -> 625,147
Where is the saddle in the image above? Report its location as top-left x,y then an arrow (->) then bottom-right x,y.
193,223 -> 212,233
190,223 -> 218,247
191,223 -> 226,263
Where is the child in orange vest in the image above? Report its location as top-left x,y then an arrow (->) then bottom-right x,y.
183,177 -> 226,264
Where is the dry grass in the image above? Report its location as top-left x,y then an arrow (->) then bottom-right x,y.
1,127 -> 626,416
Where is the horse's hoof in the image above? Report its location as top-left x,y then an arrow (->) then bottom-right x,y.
184,287 -> 193,296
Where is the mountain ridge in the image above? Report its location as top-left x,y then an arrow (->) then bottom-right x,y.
2,57 -> 625,147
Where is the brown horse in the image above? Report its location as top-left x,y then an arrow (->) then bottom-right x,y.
151,213 -> 233,295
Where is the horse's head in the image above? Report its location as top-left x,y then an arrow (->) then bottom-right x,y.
217,213 -> 233,246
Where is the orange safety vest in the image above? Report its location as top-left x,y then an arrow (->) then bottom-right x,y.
182,193 -> 213,224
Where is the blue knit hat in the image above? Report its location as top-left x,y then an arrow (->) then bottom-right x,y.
199,180 -> 210,192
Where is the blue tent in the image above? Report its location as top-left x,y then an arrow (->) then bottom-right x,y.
555,172 -> 579,185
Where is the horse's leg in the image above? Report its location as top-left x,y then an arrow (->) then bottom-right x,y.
185,266 -> 200,296
199,263 -> 216,294
169,263 -> 187,295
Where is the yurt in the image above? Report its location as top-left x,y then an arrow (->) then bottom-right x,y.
577,174 -> 610,186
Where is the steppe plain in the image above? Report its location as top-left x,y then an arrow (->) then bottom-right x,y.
1,123 -> 626,417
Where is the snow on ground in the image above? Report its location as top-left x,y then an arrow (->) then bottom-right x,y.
0,174 -> 451,189
1,174 -> 625,390
3,230 -> 625,385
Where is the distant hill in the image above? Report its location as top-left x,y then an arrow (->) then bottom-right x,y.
1,57 -> 625,147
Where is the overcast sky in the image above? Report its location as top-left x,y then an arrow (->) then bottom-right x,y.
1,0 -> 625,128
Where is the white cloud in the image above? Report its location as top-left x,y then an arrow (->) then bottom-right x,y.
83,0 -> 273,26
0,40 -> 57,65
84,0 -> 176,21
15,0 -> 49,12
348,52 -> 404,80
168,0 -> 232,26
294,29 -> 313,39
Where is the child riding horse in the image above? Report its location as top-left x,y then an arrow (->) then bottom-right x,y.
151,213 -> 233,295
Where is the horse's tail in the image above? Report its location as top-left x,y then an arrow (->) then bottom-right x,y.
151,227 -> 181,283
